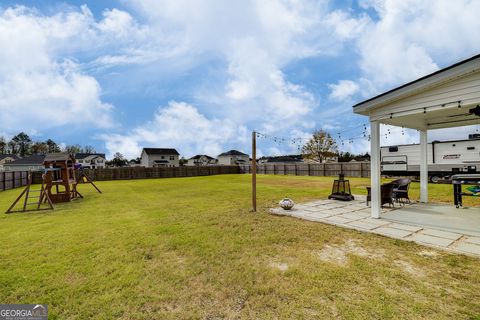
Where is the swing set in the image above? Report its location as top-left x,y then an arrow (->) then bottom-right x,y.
5,153 -> 101,214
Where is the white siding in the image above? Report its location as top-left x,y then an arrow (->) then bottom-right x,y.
217,155 -> 249,165
140,150 -> 149,167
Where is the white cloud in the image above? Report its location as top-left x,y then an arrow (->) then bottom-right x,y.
5,1 -> 479,158
331,0 -> 480,151
0,5 -> 147,134
328,80 -> 360,101
354,0 -> 480,89
325,10 -> 370,40
99,101 -> 249,159
122,0 -> 358,136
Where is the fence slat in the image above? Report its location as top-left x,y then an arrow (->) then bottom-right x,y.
246,162 -> 370,178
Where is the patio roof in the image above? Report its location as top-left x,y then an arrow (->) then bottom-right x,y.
353,53 -> 480,130
352,53 -> 480,219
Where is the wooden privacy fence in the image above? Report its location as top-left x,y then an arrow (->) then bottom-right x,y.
31,165 -> 241,183
0,171 -> 28,191
239,162 -> 371,178
23,162 -> 368,185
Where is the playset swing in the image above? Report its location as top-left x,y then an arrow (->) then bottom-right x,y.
5,153 -> 102,214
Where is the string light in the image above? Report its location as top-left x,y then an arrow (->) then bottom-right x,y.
255,123 -> 409,153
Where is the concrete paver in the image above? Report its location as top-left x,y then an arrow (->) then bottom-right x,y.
454,242 -> 480,255
269,196 -> 480,257
388,223 -> 423,233
337,213 -> 367,221
345,220 -> 380,230
408,233 -> 456,247
464,237 -> 480,245
373,227 -> 414,239
324,215 -> 353,225
420,229 -> 463,241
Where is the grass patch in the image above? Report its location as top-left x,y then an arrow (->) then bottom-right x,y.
0,174 -> 479,319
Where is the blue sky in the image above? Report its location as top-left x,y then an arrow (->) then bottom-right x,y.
1,0 -> 480,159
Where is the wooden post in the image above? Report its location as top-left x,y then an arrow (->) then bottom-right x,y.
252,131 -> 257,212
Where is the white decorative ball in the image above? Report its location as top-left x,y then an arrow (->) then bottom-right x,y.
279,198 -> 295,210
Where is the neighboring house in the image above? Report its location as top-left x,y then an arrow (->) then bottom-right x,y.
217,150 -> 250,165
187,155 -> 217,166
3,154 -> 46,172
140,148 -> 180,167
303,156 -> 338,164
0,154 -> 20,170
258,155 -> 303,164
75,153 -> 106,169
128,159 -> 142,167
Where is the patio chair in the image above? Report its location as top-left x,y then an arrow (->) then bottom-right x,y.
366,183 -> 396,207
390,178 -> 411,204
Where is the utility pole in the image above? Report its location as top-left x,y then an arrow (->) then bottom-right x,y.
252,131 -> 257,212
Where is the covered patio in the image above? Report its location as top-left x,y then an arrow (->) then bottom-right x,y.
353,53 -> 480,220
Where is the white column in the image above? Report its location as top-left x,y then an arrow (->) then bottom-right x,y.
370,120 -> 381,218
419,129 -> 428,203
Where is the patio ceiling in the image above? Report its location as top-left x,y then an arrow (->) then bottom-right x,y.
377,102 -> 480,130
354,53 -> 480,130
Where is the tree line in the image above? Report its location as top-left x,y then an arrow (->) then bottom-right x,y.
0,132 -> 96,157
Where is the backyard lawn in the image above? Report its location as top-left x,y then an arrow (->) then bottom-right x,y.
0,174 -> 479,319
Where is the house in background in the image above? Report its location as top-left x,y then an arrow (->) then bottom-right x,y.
0,154 -> 20,170
187,155 -> 217,166
140,148 -> 180,167
217,150 -> 250,165
75,153 -> 106,169
3,154 -> 46,171
128,158 -> 142,167
303,155 -> 339,164
258,155 -> 303,164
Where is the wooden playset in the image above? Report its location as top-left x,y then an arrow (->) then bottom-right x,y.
5,153 -> 101,214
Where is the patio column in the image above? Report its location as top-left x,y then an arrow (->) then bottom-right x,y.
370,120 -> 381,218
420,129 -> 428,203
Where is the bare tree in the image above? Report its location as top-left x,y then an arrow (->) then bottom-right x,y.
83,145 -> 96,153
106,152 -> 128,167
0,137 -> 6,154
64,144 -> 82,154
302,129 -> 338,163
31,142 -> 49,154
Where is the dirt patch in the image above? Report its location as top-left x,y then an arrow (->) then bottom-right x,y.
316,239 -> 385,265
317,245 -> 349,265
394,260 -> 426,278
269,261 -> 289,272
417,250 -> 439,257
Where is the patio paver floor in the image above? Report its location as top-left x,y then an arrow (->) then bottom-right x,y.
270,196 -> 480,257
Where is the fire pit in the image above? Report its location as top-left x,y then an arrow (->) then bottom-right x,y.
328,174 -> 354,201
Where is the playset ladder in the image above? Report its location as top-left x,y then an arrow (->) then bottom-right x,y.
5,173 -> 54,214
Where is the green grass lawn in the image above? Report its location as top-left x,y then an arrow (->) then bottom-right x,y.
0,174 -> 479,319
